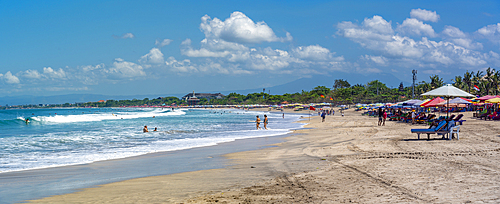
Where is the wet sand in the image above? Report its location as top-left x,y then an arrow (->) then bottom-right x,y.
30,109 -> 500,203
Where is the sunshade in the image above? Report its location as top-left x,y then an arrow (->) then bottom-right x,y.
486,97 -> 500,103
422,97 -> 446,107
421,84 -> 474,117
476,95 -> 499,101
421,84 -> 474,97
448,97 -> 472,104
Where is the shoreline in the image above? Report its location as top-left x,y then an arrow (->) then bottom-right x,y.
29,108 -> 500,203
1,108 -> 307,203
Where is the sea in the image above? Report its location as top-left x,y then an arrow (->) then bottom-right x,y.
0,107 -> 304,173
0,107 -> 307,203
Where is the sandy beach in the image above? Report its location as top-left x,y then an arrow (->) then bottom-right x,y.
29,108 -> 500,203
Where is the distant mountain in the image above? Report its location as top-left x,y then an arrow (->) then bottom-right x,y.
1,72 -> 409,106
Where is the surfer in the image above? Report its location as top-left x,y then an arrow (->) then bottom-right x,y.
255,116 -> 261,130
25,118 -> 30,124
264,115 -> 268,130
143,126 -> 149,133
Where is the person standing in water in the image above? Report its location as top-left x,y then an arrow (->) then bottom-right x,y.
263,115 -> 269,130
143,126 -> 149,132
255,116 -> 261,130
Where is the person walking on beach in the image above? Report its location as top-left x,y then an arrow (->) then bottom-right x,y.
321,111 -> 326,122
377,108 -> 383,126
143,126 -> 149,133
255,116 -> 262,130
264,115 -> 269,129
411,109 -> 416,125
382,109 -> 387,126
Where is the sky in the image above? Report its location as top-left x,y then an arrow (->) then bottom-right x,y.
1,0 -> 500,97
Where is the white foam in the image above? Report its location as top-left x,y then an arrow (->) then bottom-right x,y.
31,109 -> 185,123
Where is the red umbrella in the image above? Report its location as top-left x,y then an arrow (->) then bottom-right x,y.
422,97 -> 446,107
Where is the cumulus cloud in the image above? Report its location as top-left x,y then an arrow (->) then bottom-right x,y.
475,23 -> 500,45
165,56 -> 198,73
337,13 -> 497,69
410,8 -> 440,22
23,69 -> 42,79
200,11 -> 290,44
442,26 -> 483,50
155,39 -> 173,47
337,15 -> 394,49
139,48 -> 165,64
361,55 -> 388,65
292,45 -> 335,61
113,33 -> 135,39
181,39 -> 233,58
396,18 -> 437,37
1,71 -> 20,84
106,58 -> 145,79
43,67 -> 67,79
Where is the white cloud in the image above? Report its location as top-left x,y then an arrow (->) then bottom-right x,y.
337,16 -> 394,49
165,57 -> 198,73
363,15 -> 394,35
361,55 -> 388,65
442,26 -> 482,50
200,11 -> 289,44
396,18 -> 437,37
475,23 -> 500,45
113,33 -> 135,39
292,45 -> 333,61
2,71 -> 20,84
155,39 -> 173,47
23,69 -> 42,79
43,67 -> 67,79
337,14 -> 496,69
410,8 -> 440,22
139,48 -> 164,64
106,58 -> 145,78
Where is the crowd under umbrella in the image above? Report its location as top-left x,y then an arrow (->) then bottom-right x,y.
421,84 -> 475,118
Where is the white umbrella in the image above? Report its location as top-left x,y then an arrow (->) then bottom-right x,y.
421,84 -> 474,117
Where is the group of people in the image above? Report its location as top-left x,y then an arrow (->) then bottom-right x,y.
377,107 -> 388,126
143,126 -> 158,132
255,115 -> 269,130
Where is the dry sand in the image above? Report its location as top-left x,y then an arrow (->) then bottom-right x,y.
30,109 -> 500,203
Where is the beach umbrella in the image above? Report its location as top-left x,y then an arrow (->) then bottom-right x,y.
422,97 -> 445,107
421,84 -> 474,117
486,98 -> 500,103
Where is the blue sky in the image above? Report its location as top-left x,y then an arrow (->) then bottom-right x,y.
1,0 -> 500,96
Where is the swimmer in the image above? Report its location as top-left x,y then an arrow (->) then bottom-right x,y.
143,126 -> 149,133
264,115 -> 268,130
153,127 -> 158,131
255,116 -> 261,130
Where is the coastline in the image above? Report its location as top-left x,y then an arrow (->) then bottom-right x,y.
0,108 -> 307,203
29,108 -> 500,203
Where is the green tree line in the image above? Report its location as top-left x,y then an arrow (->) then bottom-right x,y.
3,68 -> 499,109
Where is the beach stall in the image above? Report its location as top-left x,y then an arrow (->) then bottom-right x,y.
421,84 -> 474,118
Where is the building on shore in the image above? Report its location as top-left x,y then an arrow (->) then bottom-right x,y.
182,92 -> 225,105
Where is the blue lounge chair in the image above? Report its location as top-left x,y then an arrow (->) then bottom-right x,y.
411,120 -> 449,140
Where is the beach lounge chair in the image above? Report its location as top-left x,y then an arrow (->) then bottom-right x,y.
411,120 -> 449,140
417,114 -> 435,124
453,114 -> 465,125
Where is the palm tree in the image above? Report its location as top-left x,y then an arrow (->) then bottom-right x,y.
430,75 -> 444,89
491,70 -> 500,95
473,70 -> 484,95
452,76 -> 464,89
484,67 -> 495,95
463,70 -> 473,93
